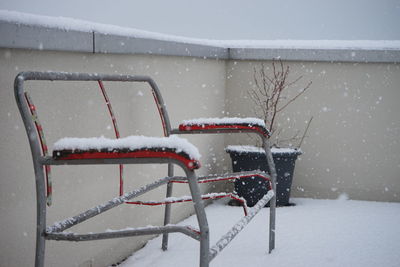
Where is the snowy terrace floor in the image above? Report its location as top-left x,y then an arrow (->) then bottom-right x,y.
117,197 -> 400,267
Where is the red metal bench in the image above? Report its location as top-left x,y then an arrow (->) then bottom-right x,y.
14,71 -> 277,267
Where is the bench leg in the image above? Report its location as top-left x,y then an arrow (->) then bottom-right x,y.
264,139 -> 277,253
185,170 -> 210,267
162,164 -> 174,250
33,159 -> 47,267
269,195 -> 276,252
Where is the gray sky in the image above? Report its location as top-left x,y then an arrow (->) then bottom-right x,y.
1,0 -> 399,40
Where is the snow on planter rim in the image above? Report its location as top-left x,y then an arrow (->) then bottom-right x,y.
181,117 -> 266,127
225,145 -> 302,155
53,135 -> 201,160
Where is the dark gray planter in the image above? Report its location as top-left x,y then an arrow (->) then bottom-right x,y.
226,146 -> 302,207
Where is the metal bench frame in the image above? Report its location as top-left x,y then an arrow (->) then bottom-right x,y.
14,71 -> 277,267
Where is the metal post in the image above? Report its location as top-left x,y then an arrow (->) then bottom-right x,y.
162,163 -> 174,250
33,161 -> 47,267
185,170 -> 210,267
14,74 -> 47,267
263,138 -> 277,253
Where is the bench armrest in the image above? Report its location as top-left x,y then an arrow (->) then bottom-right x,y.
172,117 -> 270,137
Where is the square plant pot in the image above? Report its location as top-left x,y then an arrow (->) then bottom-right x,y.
226,146 -> 302,207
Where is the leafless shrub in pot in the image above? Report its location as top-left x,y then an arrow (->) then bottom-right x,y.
248,59 -> 312,148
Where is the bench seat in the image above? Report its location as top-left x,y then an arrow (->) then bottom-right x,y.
53,135 -> 201,170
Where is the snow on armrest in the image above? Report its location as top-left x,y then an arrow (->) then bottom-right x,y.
179,117 -> 270,137
52,135 -> 201,170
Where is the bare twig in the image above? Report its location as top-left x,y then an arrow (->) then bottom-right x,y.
298,116 -> 313,148
248,59 -> 312,147
277,81 -> 312,112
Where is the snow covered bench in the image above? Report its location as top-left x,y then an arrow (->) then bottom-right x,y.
14,71 -> 277,267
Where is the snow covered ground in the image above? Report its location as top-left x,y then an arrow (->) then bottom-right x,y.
119,197 -> 400,267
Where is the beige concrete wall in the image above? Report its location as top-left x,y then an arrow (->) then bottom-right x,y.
0,48 -> 227,266
225,60 -> 400,202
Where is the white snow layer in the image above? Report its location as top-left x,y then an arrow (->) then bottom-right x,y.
120,198 -> 400,267
226,145 -> 300,154
53,135 -> 201,160
181,117 -> 266,127
1,10 -> 400,50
